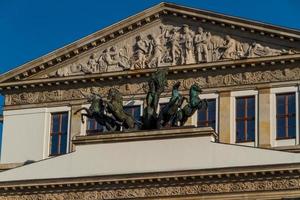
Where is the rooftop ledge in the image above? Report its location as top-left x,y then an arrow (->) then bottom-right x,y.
73,126 -> 217,145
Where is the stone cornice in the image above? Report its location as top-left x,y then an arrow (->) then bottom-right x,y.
73,126 -> 216,145
0,54 -> 299,93
1,162 -> 300,195
0,2 -> 299,85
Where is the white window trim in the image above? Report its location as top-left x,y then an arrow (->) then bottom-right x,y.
44,106 -> 71,159
158,97 -> 170,113
193,93 -> 219,132
231,90 -> 258,147
270,86 -> 299,147
123,99 -> 143,117
80,104 -> 89,136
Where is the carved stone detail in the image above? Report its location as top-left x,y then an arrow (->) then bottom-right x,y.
6,67 -> 300,106
45,22 -> 294,78
0,177 -> 300,199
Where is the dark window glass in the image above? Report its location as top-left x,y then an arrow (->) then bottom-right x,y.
276,93 -> 296,139
159,102 -> 174,127
236,96 -> 255,143
159,102 -> 168,112
86,118 -> 105,135
50,112 -> 69,156
124,105 -> 141,122
197,99 -> 216,131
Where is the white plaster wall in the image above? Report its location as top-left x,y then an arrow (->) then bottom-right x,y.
2,134 -> 300,182
1,108 -> 47,164
0,107 -> 70,164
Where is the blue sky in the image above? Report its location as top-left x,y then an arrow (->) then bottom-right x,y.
0,0 -> 299,148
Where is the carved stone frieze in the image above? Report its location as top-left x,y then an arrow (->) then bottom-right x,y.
6,67 -> 300,106
0,177 -> 300,199
44,22 -> 295,78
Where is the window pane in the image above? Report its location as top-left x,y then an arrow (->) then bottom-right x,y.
159,103 -> 168,111
247,120 -> 255,141
276,95 -> 285,115
236,121 -> 245,142
124,105 -> 141,122
247,97 -> 255,118
96,122 -> 105,132
61,113 -> 69,133
288,116 -> 296,138
52,114 -> 60,133
60,134 -> 68,154
236,98 -> 245,118
87,119 -> 96,130
50,135 -> 59,155
288,94 -> 296,114
276,118 -> 286,138
198,110 -> 206,122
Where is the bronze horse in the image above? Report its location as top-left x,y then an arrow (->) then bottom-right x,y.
158,81 -> 185,128
74,93 -> 120,131
106,88 -> 136,130
173,84 -> 207,126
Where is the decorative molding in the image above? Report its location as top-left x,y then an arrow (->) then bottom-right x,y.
5,65 -> 300,106
1,168 -> 300,199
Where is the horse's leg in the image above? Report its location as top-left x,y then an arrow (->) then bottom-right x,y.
81,113 -> 91,124
74,107 -> 86,115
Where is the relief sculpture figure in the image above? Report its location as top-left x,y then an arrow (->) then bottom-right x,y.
181,24 -> 195,64
132,35 -> 149,69
147,32 -> 164,68
98,48 -> 118,72
194,27 -> 209,63
221,35 -> 244,59
165,27 -> 182,65
247,42 -> 283,58
87,53 -> 99,73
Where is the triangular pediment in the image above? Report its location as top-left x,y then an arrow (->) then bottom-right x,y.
1,2 -> 300,84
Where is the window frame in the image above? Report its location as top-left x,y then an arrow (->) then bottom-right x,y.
235,96 -> 256,143
275,92 -> 296,140
196,93 -> 218,133
47,107 -> 71,157
231,90 -> 258,146
86,118 -> 105,135
271,86 -> 299,147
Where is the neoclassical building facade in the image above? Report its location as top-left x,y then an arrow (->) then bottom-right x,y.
0,2 -> 300,199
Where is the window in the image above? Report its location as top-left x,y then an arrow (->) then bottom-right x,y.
50,112 -> 69,156
276,93 -> 296,139
159,102 -> 168,111
197,99 -> 216,130
86,118 -> 105,135
235,96 -> 255,143
124,105 -> 141,122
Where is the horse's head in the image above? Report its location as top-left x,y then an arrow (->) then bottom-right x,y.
173,81 -> 181,90
87,93 -> 102,104
190,84 -> 202,94
108,88 -> 122,102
